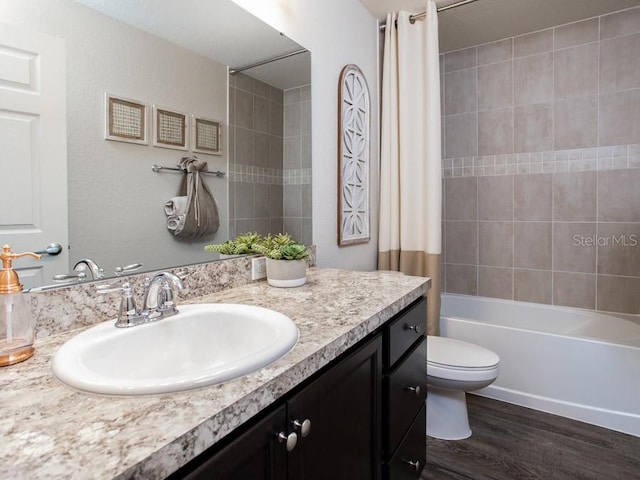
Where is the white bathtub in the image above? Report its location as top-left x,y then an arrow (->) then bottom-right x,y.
440,294 -> 640,437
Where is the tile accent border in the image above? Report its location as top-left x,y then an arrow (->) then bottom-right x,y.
442,144 -> 640,178
229,164 -> 311,185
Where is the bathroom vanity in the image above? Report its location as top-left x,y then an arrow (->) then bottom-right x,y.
0,268 -> 429,479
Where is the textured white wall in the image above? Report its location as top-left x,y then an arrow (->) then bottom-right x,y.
231,0 -> 381,271
0,0 -> 229,278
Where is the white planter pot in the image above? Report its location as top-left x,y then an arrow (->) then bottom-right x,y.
266,258 -> 307,288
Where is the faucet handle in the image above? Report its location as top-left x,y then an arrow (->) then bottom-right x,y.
115,263 -> 143,276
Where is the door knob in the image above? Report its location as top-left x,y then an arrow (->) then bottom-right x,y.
277,431 -> 298,452
292,418 -> 311,437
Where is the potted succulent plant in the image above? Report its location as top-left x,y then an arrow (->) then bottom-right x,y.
252,233 -> 309,287
204,232 -> 262,258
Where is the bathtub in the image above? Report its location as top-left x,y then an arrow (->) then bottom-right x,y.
440,294 -> 640,437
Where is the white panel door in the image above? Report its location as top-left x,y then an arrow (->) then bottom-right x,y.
0,22 -> 68,289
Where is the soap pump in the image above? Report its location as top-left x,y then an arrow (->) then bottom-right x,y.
0,245 -> 41,367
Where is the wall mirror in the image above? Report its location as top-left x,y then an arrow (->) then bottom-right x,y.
0,0 -> 311,290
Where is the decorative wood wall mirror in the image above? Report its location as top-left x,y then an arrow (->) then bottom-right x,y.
337,64 -> 370,246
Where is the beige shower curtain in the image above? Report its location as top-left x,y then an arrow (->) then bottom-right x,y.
378,1 -> 442,335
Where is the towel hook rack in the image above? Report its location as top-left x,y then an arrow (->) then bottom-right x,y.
152,164 -> 225,177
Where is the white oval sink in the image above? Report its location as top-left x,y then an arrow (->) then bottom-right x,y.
52,304 -> 299,395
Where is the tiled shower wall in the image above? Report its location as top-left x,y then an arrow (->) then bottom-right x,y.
229,73 -> 284,238
441,7 -> 640,315
228,74 -> 312,245
283,85 -> 312,245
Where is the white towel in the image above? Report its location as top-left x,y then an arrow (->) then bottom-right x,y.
164,196 -> 188,216
166,214 -> 185,231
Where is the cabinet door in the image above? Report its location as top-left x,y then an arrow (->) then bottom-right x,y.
174,404 -> 288,480
287,335 -> 382,480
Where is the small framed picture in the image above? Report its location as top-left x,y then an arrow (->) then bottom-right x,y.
105,93 -> 148,145
192,115 -> 222,155
153,105 -> 189,151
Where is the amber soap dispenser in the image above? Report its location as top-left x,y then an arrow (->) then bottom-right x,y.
0,245 -> 40,366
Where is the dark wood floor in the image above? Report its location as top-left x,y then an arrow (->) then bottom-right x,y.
423,394 -> 640,480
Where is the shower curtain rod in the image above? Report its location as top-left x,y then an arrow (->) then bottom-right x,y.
379,0 -> 480,31
229,48 -> 308,75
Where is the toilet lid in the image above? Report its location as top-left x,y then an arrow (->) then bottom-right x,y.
427,336 -> 499,369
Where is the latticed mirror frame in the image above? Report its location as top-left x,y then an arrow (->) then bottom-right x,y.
338,64 -> 370,246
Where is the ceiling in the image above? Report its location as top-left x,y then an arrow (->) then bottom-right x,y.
74,0 -> 310,89
360,0 -> 640,52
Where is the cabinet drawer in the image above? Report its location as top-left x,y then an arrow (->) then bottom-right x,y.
385,337 -> 427,456
385,405 -> 426,480
386,297 -> 426,368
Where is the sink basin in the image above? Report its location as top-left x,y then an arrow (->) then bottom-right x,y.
52,304 -> 299,395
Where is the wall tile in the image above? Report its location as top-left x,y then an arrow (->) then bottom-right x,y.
600,7 -> 640,40
235,89 -> 254,130
254,132 -> 270,168
300,135 -> 312,169
235,218 -> 255,233
254,79 -> 270,99
444,47 -> 477,72
477,61 -> 512,110
514,53 -> 553,105
284,88 -> 301,105
478,38 -> 512,65
554,43 -> 598,99
254,183 -> 271,218
514,222 -> 552,269
445,221 -> 478,264
445,177 -> 477,220
553,222 -> 597,273
283,217 -> 302,242
597,223 -> 640,276
270,101 -> 283,137
514,174 -> 552,221
600,33 -> 640,93
478,108 -> 513,155
597,275 -> 640,314
235,127 -> 254,165
514,269 -> 552,304
554,18 -> 599,49
478,266 -> 513,299
235,73 -> 254,93
478,175 -> 513,220
269,135 -> 283,169
445,264 -> 477,295
554,96 -> 598,149
514,103 -> 552,152
270,185 -> 283,218
284,137 -> 301,169
445,114 -> 478,158
445,68 -> 477,115
599,90 -> 640,146
284,103 -> 301,137
235,182 -> 255,219
514,29 -> 553,57
554,171 -> 597,221
553,272 -> 596,309
283,184 -> 302,218
479,221 -> 513,266
598,169 -> 640,222
270,86 -> 284,104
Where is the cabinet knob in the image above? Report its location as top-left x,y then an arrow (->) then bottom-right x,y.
277,431 -> 298,452
403,459 -> 421,472
406,324 -> 421,334
405,385 -> 421,396
292,418 -> 312,438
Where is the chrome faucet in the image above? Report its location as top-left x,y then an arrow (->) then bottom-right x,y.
100,271 -> 186,328
73,258 -> 105,280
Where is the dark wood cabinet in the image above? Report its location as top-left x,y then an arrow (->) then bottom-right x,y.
170,297 -> 427,480
171,334 -> 382,480
383,297 -> 427,479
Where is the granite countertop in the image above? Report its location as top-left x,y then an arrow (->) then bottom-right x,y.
0,268 -> 429,479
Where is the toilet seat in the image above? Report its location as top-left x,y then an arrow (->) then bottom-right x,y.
427,336 -> 499,382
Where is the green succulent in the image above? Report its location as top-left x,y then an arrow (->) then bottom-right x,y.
252,234 -> 308,260
204,232 -> 263,255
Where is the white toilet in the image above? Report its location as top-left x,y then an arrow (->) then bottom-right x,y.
426,335 -> 499,440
